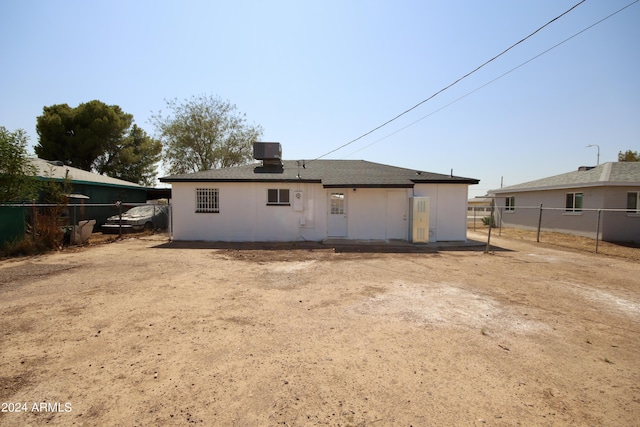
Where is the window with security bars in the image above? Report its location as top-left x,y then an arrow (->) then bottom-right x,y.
627,192 -> 640,213
267,189 -> 290,205
196,188 -> 219,213
565,192 -> 583,213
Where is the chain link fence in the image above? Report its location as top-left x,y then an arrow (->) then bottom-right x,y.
469,204 -> 640,254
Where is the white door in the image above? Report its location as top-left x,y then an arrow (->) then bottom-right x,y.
327,192 -> 347,237
386,191 -> 408,240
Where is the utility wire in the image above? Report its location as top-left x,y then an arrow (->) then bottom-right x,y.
345,0 -> 639,158
310,0 -> 587,162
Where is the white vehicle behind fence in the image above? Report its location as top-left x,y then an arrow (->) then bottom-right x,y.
101,205 -> 169,234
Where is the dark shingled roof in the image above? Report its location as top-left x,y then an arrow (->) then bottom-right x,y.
492,162 -> 640,194
160,160 -> 479,188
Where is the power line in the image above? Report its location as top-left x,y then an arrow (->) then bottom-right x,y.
310,0 -> 588,162
344,0 -> 640,158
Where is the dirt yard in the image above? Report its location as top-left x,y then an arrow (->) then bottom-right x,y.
1,231 -> 639,426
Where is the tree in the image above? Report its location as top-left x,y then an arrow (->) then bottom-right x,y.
618,150 -> 639,162
35,100 -> 132,170
0,126 -> 38,202
98,125 -> 162,187
152,94 -> 263,174
34,100 -> 161,185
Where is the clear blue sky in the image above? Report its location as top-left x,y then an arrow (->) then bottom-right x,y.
1,0 -> 638,196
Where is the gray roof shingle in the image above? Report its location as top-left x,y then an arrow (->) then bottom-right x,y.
492,162 -> 640,194
160,160 -> 479,187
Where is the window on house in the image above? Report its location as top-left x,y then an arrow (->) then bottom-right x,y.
627,192 -> 640,213
196,188 -> 219,213
505,196 -> 515,212
565,192 -> 583,213
330,192 -> 345,214
267,189 -> 290,205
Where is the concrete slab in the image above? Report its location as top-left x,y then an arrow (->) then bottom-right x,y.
322,238 -> 486,252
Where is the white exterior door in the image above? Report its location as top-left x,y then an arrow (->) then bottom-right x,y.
328,192 -> 347,237
386,191 -> 408,240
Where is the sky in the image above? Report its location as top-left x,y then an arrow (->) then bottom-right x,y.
1,0 -> 638,197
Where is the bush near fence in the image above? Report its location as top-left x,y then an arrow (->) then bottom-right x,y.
1,202 -> 170,256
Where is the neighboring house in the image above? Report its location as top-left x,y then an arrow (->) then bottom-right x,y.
468,196 -> 492,212
467,196 -> 493,227
160,142 -> 479,243
32,158 -> 148,226
490,162 -> 640,242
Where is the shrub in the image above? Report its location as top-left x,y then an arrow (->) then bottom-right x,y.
482,216 -> 497,227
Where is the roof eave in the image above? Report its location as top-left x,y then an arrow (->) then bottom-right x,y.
37,175 -> 144,190
322,183 -> 414,189
159,177 -> 322,184
491,181 -> 640,194
412,179 -> 479,185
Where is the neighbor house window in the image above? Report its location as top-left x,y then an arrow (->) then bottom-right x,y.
565,192 -> 583,213
267,189 -> 290,205
627,192 -> 640,213
196,188 -> 219,213
505,196 -> 515,212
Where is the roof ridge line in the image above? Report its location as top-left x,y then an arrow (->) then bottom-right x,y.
599,162 -> 612,182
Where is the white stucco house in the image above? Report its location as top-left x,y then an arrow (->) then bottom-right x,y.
160,143 -> 479,243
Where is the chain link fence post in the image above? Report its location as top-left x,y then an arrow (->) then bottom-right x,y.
595,209 -> 601,254
537,203 -> 543,243
485,199 -> 495,254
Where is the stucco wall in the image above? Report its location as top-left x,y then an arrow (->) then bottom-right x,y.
414,183 -> 469,241
600,186 -> 640,242
342,188 -> 410,240
495,186 -> 640,241
171,182 -> 325,241
497,188 -> 602,238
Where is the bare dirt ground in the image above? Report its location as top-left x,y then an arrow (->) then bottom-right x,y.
1,231 -> 639,426
470,225 -> 640,261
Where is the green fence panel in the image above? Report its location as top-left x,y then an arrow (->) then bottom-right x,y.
0,206 -> 26,246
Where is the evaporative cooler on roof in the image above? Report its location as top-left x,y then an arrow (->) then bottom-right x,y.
253,142 -> 283,168
253,142 -> 282,160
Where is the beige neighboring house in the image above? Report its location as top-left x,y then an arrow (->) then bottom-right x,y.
468,196 -> 493,213
489,162 -> 640,242
467,196 -> 492,227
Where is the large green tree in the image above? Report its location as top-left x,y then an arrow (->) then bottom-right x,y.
35,100 -> 161,185
0,126 -> 38,202
98,125 -> 162,187
618,150 -> 639,162
151,94 -> 263,174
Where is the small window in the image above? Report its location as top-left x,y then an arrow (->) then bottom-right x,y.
196,188 -> 219,213
267,189 -> 290,205
627,192 -> 640,213
505,196 -> 515,212
565,192 -> 583,213
330,192 -> 345,214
